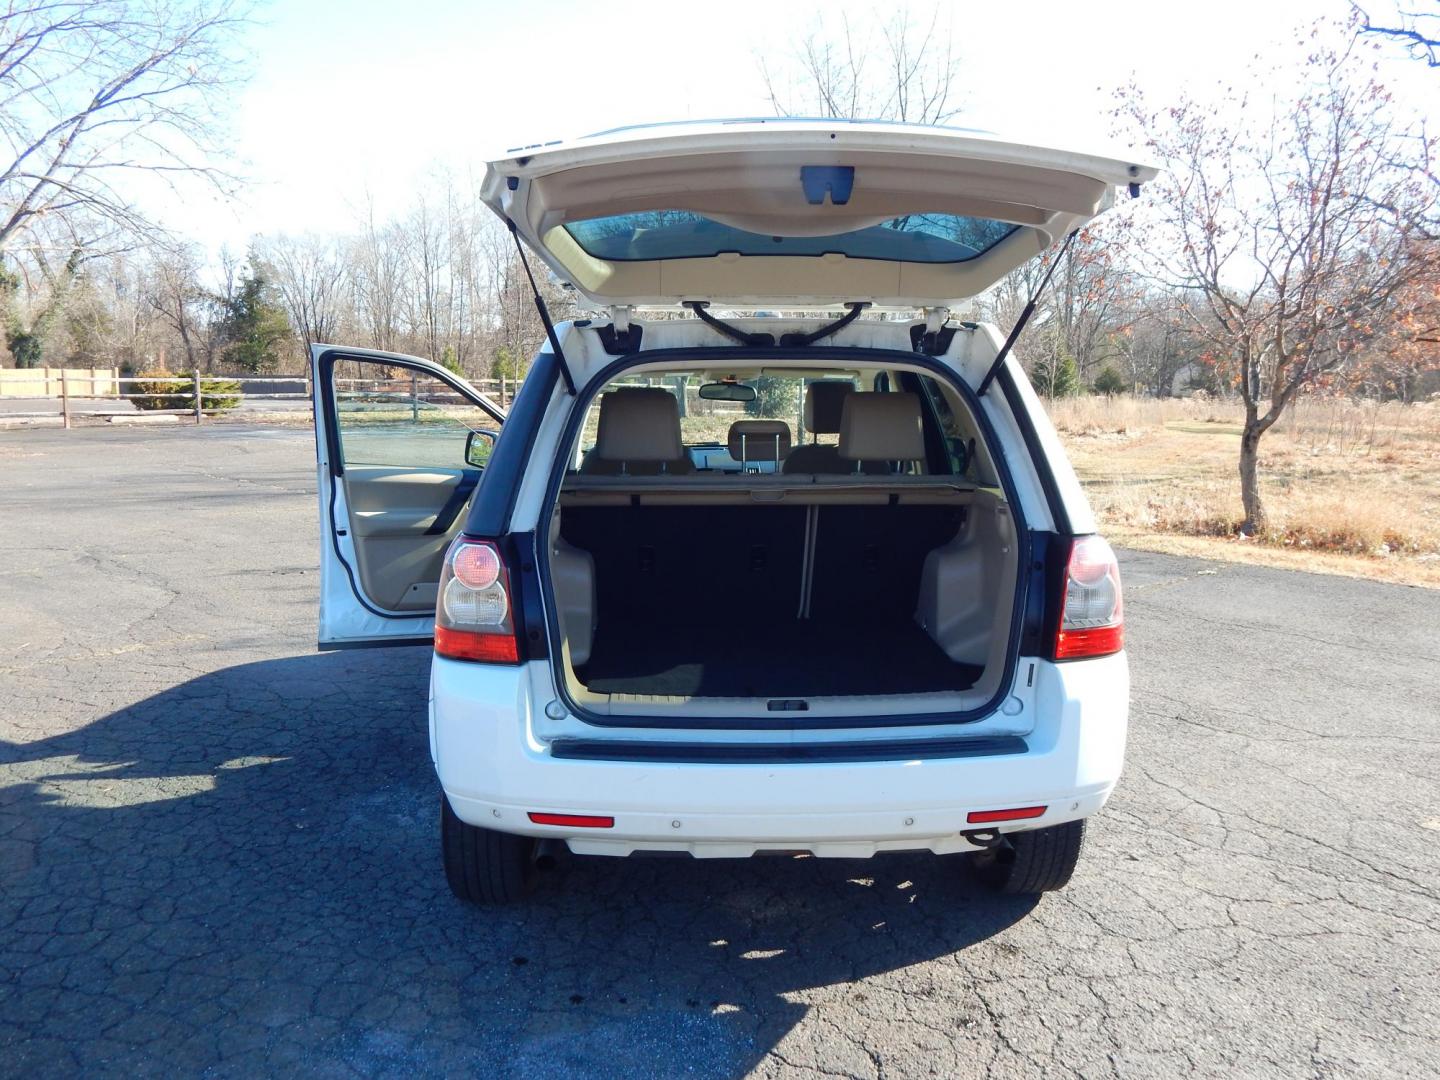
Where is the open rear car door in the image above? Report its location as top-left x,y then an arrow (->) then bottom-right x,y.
311,345 -> 506,648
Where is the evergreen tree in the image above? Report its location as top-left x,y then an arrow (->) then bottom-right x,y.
220,268 -> 291,373
1034,350 -> 1082,397
2,252 -> 80,368
6,326 -> 42,368
491,345 -> 524,384
1092,364 -> 1127,395
746,374 -> 800,418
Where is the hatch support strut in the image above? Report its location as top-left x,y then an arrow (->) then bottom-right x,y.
506,218 -> 577,395
976,229 -> 1078,397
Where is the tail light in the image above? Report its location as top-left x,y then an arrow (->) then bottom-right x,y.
434,538 -> 521,663
1053,535 -> 1124,660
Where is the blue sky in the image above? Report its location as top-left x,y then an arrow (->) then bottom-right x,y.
157,0 -> 1435,254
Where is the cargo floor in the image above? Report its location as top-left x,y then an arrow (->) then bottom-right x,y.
576,619 -> 983,698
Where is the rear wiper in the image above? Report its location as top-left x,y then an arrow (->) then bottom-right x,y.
976,229 -> 1077,397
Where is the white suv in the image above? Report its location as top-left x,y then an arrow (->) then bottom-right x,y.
310,120 -> 1150,903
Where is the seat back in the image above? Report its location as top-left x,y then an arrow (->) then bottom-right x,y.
804,380 -> 854,435
581,388 -> 694,476
727,420 -> 791,468
838,392 -> 926,474
782,380 -> 854,475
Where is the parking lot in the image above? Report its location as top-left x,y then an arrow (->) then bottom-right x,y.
2,425 -> 1437,1078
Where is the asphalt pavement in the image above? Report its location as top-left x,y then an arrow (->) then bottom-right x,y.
1,425 -> 1436,1078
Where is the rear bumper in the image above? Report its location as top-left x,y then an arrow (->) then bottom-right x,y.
429,652 -> 1128,858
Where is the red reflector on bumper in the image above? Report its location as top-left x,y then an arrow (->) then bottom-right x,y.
967,805 -> 1047,824
527,812 -> 614,828
434,625 -> 519,663
1054,624 -> 1124,660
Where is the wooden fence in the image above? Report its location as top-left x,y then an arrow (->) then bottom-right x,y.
0,367 -> 121,397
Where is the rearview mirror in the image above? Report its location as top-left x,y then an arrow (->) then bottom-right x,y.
698,381 -> 757,403
465,429 -> 499,468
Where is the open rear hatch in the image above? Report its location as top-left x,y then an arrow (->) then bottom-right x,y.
482,119 -> 1157,308
543,363 -> 1025,723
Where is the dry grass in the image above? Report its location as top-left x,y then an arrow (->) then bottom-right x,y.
1047,395 -> 1440,588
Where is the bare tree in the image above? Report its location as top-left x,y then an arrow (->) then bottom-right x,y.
0,1 -> 246,265
973,224 -> 1144,394
759,6 -> 962,124
1114,290 -> 1213,398
257,234 -> 349,356
1120,42 -> 1438,534
1047,226 -> 1145,384
1354,2 -> 1440,66
351,197 -> 407,352
82,252 -> 163,369
145,245 -> 212,370
1354,4 -> 1440,241
476,215 -> 571,382
400,196 -> 446,363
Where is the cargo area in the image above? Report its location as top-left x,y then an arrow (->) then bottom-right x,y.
551,490 -> 1019,705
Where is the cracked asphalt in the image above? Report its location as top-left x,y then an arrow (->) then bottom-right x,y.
2,425 -> 1437,1079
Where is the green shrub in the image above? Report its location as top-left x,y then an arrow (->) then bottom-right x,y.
1092,365 -> 1128,396
193,376 -> 242,414
128,371 -> 189,410
128,372 -> 241,414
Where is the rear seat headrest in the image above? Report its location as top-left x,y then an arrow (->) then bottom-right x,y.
839,393 -> 926,462
727,420 -> 791,462
803,380 -> 854,435
594,388 -> 685,462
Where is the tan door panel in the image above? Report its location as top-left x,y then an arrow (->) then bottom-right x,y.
344,466 -> 469,611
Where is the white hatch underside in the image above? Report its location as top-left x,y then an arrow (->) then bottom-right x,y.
481,119 -> 1158,308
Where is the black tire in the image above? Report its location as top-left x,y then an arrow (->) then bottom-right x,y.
972,819 -> 1085,894
441,795 -> 537,904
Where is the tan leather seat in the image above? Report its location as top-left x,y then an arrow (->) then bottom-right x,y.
579,388 -> 695,475
782,381 -> 853,474
727,420 -> 791,468
838,392 -> 927,474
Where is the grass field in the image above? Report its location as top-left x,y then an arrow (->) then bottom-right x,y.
1048,395 -> 1440,588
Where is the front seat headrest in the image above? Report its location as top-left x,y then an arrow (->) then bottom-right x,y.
594,388 -> 685,463
803,380 -> 854,435
727,420 -> 791,463
839,393 -> 926,462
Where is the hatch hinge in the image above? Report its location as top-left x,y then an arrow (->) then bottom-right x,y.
596,305 -> 643,355
976,229 -> 1078,396
911,307 -> 961,356
505,218 -> 577,395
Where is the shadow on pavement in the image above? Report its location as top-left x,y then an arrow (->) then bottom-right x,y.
0,649 -> 1036,1078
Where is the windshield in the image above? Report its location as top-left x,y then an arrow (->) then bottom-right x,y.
562,211 -> 1018,263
